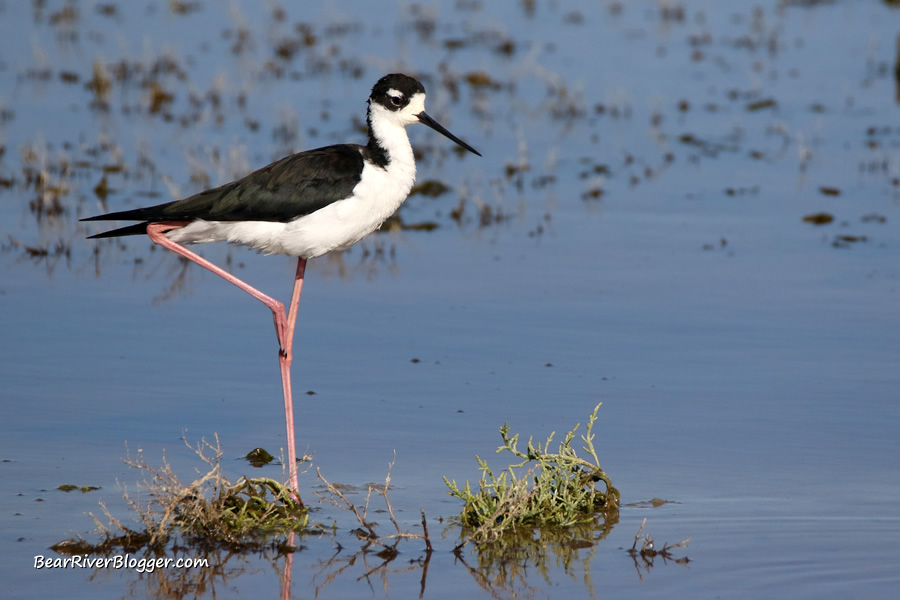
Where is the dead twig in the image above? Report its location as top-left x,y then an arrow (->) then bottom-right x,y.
627,518 -> 691,581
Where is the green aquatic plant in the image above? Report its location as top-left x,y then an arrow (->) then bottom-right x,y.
132,436 -> 308,546
172,474 -> 307,543
57,484 -> 101,493
444,403 -> 619,545
244,447 -> 276,467
69,435 -> 309,552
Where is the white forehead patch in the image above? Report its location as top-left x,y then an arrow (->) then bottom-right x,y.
406,92 -> 426,114
387,88 -> 403,98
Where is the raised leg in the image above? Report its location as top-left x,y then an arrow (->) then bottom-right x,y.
146,222 -> 302,498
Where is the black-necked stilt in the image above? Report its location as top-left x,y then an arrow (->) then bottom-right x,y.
83,73 -> 481,497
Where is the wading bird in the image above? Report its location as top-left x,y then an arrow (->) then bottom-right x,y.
83,74 -> 481,496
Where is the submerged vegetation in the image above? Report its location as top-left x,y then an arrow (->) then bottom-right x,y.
119,437 -> 308,546
54,437 -> 431,556
58,406 -> 622,556
48,410 -> 693,598
445,403 -> 619,547
55,436 -> 308,554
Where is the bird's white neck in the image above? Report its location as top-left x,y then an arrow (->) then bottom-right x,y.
367,103 -> 416,179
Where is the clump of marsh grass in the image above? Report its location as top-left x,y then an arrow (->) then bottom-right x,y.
122,435 -> 308,546
444,403 -> 619,547
55,435 -> 309,555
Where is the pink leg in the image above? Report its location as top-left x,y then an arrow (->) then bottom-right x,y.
279,258 -> 306,495
146,222 -> 303,499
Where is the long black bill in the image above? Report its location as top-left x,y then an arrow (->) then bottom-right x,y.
417,112 -> 482,157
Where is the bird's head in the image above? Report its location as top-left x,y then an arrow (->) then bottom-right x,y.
368,73 -> 481,156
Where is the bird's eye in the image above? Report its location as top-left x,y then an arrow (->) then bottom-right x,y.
389,95 -> 402,106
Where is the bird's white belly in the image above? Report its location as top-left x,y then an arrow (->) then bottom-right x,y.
167,159 -> 415,258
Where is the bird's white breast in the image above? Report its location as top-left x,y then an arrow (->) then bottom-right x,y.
276,154 -> 416,257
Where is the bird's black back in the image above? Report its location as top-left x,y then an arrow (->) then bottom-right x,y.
83,144 -> 367,237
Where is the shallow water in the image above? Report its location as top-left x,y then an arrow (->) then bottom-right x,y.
2,1 -> 899,598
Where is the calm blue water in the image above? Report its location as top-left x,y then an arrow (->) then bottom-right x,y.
2,1 -> 899,598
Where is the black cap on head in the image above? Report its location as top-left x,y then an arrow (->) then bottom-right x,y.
369,74 -> 426,112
